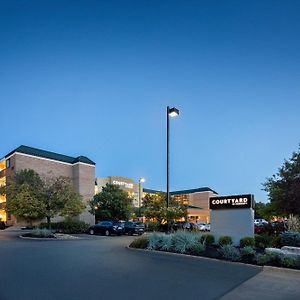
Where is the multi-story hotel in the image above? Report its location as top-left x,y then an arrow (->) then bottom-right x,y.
0,145 -> 96,225
1,145 -> 218,226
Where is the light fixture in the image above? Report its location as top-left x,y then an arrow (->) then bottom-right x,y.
168,107 -> 179,117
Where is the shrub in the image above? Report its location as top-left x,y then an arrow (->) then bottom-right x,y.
171,231 -> 199,253
255,234 -> 271,249
148,233 -> 165,250
240,237 -> 255,248
268,251 -> 283,265
145,221 -> 160,232
241,246 -> 255,257
190,243 -> 206,255
200,234 -> 215,246
270,235 -> 282,248
24,228 -> 55,238
220,245 -> 241,261
280,231 -> 300,247
256,253 -> 271,265
281,256 -> 298,268
129,236 -> 149,249
219,236 -> 232,246
40,219 -> 89,234
160,235 -> 173,251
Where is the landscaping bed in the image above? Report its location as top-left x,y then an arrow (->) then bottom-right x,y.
21,228 -> 80,240
130,231 -> 300,270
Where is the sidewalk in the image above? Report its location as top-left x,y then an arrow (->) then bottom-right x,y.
220,267 -> 300,300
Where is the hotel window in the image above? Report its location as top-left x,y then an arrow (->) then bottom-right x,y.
6,159 -> 10,168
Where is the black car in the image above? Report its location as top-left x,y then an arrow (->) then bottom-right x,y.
88,221 -> 124,236
123,221 -> 145,235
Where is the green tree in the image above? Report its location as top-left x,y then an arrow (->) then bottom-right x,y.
90,184 -> 133,221
6,169 -> 85,226
142,193 -> 187,225
43,177 -> 85,225
263,145 -> 300,216
6,169 -> 45,225
255,201 -> 278,221
6,185 -> 46,226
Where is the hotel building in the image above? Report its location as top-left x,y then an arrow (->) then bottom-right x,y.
0,145 -> 96,225
143,187 -> 218,223
95,176 -> 144,207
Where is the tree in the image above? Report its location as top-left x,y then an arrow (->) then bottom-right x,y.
142,192 -> 187,225
6,169 -> 85,226
6,185 -> 46,226
43,177 -> 85,225
263,145 -> 300,216
6,169 -> 45,225
90,184 -> 133,221
255,201 -> 279,221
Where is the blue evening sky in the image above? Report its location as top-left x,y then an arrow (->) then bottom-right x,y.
1,0 -> 299,202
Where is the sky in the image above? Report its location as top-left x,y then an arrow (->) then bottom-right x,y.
0,0 -> 299,202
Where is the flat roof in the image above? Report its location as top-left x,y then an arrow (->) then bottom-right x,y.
5,145 -> 95,165
143,187 -> 217,195
171,187 -> 217,195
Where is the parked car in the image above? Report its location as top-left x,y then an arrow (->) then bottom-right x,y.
88,221 -> 124,236
123,221 -> 145,235
254,219 -> 268,226
195,223 -> 206,231
204,223 -> 211,231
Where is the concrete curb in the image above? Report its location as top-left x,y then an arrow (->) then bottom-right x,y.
19,234 -> 80,241
19,235 -> 58,241
127,246 -> 300,273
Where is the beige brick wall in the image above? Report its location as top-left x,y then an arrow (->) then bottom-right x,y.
7,153 -> 95,225
72,163 -> 95,224
14,153 -> 73,179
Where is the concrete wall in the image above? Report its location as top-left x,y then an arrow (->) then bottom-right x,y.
210,209 -> 254,245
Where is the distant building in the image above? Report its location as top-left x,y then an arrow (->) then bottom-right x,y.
95,176 -> 144,207
0,145 -> 96,225
143,187 -> 218,223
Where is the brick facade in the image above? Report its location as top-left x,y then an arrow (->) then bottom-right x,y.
4,148 -> 95,225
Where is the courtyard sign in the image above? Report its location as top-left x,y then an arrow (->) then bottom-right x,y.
112,180 -> 134,189
209,194 -> 254,210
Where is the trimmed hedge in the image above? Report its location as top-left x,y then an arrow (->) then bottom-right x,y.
240,237 -> 255,248
40,219 -> 89,234
218,236 -> 232,246
129,236 -> 149,249
200,234 -> 215,246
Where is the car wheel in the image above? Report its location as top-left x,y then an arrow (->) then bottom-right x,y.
128,230 -> 133,236
89,229 -> 95,235
105,229 -> 110,236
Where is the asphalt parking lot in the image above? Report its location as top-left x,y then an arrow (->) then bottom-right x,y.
0,229 -> 299,300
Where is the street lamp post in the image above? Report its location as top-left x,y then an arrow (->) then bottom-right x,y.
166,106 -> 179,208
138,178 -> 145,216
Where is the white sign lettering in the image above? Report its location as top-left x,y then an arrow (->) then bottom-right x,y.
112,180 -> 134,189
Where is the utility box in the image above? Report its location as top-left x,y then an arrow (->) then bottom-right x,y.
209,194 -> 255,246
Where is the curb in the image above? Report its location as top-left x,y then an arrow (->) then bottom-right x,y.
127,246 -> 300,273
19,235 -> 58,241
19,234 -> 80,241
126,246 -> 262,269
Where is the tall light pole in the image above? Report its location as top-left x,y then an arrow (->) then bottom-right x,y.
166,106 -> 179,208
138,178 -> 145,216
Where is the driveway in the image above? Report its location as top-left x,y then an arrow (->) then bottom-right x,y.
0,230 -> 299,300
